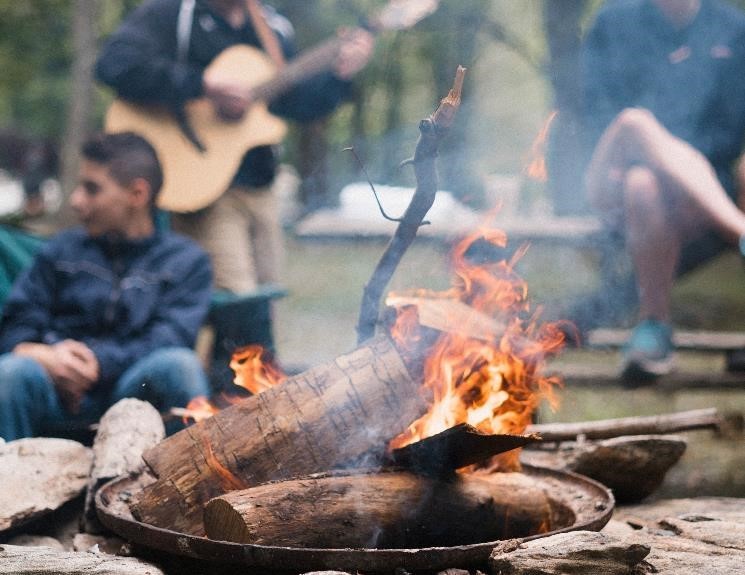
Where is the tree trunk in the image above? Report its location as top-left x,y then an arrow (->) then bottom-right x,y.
130,335 -> 427,536
57,0 -> 98,228
203,471 -> 553,549
543,0 -> 590,216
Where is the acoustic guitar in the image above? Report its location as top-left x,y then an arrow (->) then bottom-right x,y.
104,0 -> 438,213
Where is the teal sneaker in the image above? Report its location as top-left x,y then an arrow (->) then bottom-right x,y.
621,319 -> 674,384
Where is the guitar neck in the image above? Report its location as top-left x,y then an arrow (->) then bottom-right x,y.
250,37 -> 342,103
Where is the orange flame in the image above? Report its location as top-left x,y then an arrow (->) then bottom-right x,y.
231,344 -> 287,395
523,111 -> 557,183
387,223 -> 564,470
180,345 -> 286,426
201,435 -> 246,491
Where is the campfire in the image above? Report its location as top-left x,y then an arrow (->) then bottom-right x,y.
5,68 -> 731,575
93,69 -> 613,570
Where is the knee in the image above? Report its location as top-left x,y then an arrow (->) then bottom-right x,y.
141,347 -> 209,399
615,107 -> 658,134
0,354 -> 47,401
146,347 -> 203,374
623,165 -> 664,216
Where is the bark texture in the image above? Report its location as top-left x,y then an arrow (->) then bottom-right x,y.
131,335 -> 427,535
204,471 -> 553,548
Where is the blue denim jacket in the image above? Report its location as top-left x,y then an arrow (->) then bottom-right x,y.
0,227 -> 212,388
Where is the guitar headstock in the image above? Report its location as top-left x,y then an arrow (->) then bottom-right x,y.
371,0 -> 439,32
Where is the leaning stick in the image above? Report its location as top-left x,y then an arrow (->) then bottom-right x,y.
356,66 -> 466,344
527,408 -> 721,443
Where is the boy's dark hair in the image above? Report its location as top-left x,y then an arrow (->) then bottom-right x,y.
81,132 -> 163,202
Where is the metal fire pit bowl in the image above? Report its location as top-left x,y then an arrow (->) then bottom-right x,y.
96,465 -> 614,572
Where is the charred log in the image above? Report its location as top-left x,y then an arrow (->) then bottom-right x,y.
203,470 -> 554,549
130,335 -> 427,535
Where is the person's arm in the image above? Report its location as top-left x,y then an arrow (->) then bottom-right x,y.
95,0 -> 203,107
0,244 -> 58,352
83,248 -> 213,386
266,13 -> 373,123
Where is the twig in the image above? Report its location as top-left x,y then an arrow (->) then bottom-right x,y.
356,66 -> 466,344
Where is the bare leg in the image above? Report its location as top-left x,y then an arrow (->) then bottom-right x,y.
623,166 -> 680,322
586,107 -> 745,243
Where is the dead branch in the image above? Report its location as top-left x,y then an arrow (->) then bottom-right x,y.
527,408 -> 720,442
356,66 -> 466,344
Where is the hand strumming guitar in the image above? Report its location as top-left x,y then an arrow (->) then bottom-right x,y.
203,77 -> 253,122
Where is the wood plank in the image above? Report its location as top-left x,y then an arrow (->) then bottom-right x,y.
294,211 -> 604,245
551,362 -> 745,390
587,328 -> 745,352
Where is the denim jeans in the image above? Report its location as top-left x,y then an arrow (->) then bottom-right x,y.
0,347 -> 209,441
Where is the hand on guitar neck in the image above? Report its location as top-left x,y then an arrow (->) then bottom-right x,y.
203,77 -> 253,122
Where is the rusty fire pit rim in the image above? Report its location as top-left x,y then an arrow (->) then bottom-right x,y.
95,464 -> 614,571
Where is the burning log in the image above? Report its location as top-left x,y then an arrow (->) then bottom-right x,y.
0,438 -> 92,534
130,335 -> 428,535
203,470 -> 554,549
388,423 -> 540,474
81,398 -> 165,534
489,531 -> 650,575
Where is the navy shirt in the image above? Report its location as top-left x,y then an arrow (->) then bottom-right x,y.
0,228 -> 212,387
582,0 -> 745,194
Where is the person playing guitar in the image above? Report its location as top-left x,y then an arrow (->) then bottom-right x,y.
96,0 -> 374,294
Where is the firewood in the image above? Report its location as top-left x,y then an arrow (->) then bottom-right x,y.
82,399 -> 165,534
520,435 -> 686,503
488,531 -> 650,575
0,438 -> 92,534
130,335 -> 428,535
203,471 -> 554,549
0,543 -> 165,574
389,423 -> 540,474
527,408 -> 720,442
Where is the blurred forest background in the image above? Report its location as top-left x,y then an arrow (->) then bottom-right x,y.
3,0 -> 745,221
0,0 -> 615,221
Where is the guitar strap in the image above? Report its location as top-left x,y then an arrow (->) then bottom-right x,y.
176,0 -> 195,66
244,0 -> 286,68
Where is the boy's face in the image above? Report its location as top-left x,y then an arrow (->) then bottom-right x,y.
70,159 -> 136,238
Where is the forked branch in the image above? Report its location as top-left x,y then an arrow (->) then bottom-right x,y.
356,66 -> 466,344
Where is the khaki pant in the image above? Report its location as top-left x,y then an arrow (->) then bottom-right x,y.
172,185 -> 283,293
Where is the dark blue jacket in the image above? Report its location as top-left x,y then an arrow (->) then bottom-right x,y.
0,228 -> 212,388
582,0 -> 745,194
95,0 -> 352,188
